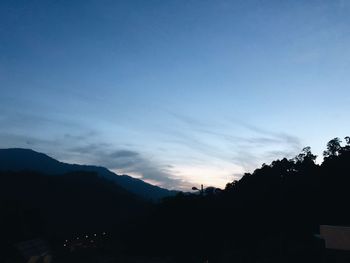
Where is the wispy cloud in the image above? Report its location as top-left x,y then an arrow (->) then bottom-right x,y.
167,112 -> 302,172
69,144 -> 188,189
0,129 -> 187,189
0,110 -> 303,190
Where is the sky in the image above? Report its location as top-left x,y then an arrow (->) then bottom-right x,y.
1,0 -> 350,190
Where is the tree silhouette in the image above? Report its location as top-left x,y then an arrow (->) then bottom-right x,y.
323,137 -> 342,158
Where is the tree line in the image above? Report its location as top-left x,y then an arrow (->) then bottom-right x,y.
126,137 -> 350,262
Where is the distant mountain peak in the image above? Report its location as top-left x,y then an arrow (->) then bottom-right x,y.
0,148 -> 177,201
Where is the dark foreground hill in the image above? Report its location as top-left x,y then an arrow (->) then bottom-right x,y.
127,137 -> 350,262
0,148 -> 176,201
0,170 -> 150,241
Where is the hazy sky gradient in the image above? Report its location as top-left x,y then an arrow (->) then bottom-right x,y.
1,0 -> 350,189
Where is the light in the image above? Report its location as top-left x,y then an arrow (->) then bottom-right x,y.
192,184 -> 204,195
85,235 -> 88,238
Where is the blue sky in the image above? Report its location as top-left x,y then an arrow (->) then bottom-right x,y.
1,0 -> 350,189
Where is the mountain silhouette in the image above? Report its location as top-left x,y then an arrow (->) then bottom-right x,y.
0,148 -> 176,201
0,169 -> 149,242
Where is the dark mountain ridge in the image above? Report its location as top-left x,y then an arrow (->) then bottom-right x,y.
0,148 -> 176,201
0,168 -> 155,261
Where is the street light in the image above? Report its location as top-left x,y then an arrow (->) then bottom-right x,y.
192,184 -> 204,195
